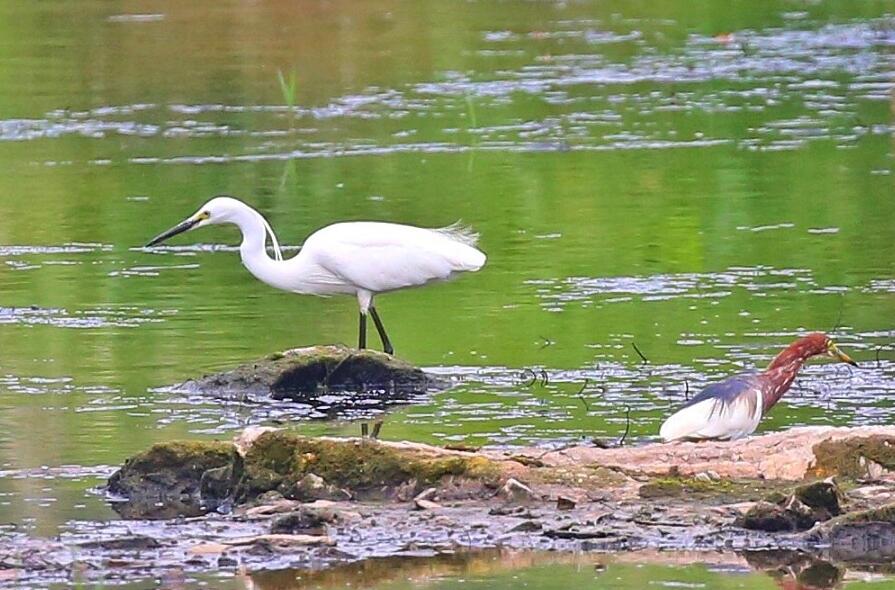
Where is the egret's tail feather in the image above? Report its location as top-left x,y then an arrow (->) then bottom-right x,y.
437,221 -> 480,247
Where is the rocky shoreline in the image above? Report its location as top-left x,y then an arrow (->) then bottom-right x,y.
3,426 -> 893,586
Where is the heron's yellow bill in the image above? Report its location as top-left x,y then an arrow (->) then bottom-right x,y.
827,341 -> 858,367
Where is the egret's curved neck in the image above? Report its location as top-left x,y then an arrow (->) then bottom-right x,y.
229,205 -> 293,291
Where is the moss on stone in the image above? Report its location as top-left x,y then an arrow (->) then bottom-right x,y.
736,501 -> 813,532
640,477 -> 734,499
235,431 -> 501,501
810,436 -> 895,479
188,345 -> 434,398
107,440 -> 240,519
831,503 -> 895,525
112,440 -> 237,484
638,476 -> 789,502
792,479 -> 843,516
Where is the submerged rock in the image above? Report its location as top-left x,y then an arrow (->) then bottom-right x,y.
180,345 -> 436,400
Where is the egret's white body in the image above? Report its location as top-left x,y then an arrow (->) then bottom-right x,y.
147,196 -> 486,353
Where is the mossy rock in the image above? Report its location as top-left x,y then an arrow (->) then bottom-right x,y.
638,476 -> 785,503
183,345 -> 435,400
736,501 -> 816,532
107,440 -> 240,519
235,430 -> 501,501
735,479 -> 844,532
828,502 -> 895,526
810,436 -> 895,479
819,503 -> 895,562
792,479 -> 843,518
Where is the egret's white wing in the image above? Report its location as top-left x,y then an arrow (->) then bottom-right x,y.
305,222 -> 486,293
659,374 -> 764,442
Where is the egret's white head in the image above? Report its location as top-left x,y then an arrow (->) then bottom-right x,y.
146,195 -> 246,246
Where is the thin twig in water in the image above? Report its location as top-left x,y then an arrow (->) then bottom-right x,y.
520,368 -> 538,387
795,379 -> 822,399
616,406 -> 632,447
631,342 -> 648,364
832,293 -> 845,333
684,379 -> 690,401
576,379 -> 591,412
539,370 -> 549,387
464,91 -> 478,129
536,441 -> 577,460
538,336 -> 554,350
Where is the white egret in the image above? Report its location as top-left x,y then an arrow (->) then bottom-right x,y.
659,333 -> 857,442
146,195 -> 486,355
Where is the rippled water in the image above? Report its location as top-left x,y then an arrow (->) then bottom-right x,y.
0,0 -> 894,586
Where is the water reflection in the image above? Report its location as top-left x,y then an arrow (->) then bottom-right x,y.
235,550 -> 887,590
745,551 -> 846,590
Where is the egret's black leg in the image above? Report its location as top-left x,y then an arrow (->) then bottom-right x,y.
369,306 -> 394,355
358,312 -> 367,350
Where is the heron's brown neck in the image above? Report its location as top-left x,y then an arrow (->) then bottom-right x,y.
760,340 -> 817,412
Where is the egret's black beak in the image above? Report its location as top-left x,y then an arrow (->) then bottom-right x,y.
145,217 -> 201,247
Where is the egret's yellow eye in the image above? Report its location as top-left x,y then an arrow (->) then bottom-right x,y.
198,211 -> 210,220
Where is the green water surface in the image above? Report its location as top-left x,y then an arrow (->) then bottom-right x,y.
0,0 -> 894,586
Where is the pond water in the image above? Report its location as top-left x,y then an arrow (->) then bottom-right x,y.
50,550 -> 895,589
0,0 -> 894,586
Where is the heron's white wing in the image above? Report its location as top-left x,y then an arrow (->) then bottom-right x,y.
659,393 -> 762,442
305,222 -> 486,293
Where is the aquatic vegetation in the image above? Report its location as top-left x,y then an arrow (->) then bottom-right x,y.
276,68 -> 298,111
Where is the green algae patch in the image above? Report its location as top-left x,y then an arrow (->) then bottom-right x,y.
810,436 -> 895,479
638,476 -> 786,503
236,431 -> 501,501
640,477 -> 734,498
